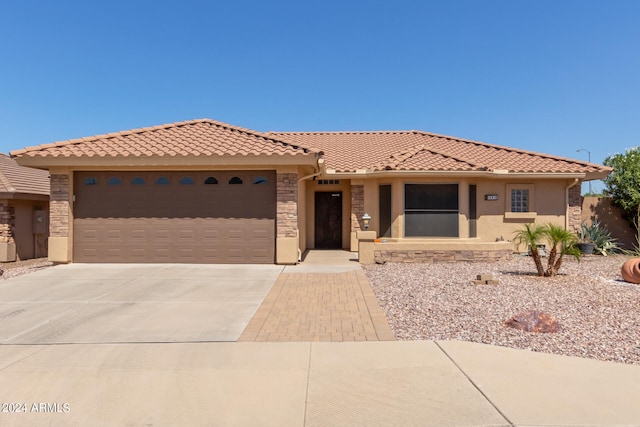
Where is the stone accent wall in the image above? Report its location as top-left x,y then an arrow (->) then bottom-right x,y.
0,202 -> 15,244
374,249 -> 513,264
568,183 -> 582,232
350,184 -> 364,232
277,173 -> 298,238
50,174 -> 70,238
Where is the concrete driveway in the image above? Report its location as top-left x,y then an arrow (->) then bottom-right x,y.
0,264 -> 282,344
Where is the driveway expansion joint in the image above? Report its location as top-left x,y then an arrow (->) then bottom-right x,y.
434,341 -> 515,427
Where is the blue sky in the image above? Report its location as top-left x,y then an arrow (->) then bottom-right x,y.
2,1 -> 639,193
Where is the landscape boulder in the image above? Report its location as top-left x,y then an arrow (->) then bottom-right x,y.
504,310 -> 560,333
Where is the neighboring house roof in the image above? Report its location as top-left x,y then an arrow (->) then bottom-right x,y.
10,119 -> 320,160
0,154 -> 50,198
270,130 -> 612,178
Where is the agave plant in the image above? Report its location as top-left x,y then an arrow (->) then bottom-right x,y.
514,223 -> 581,277
579,221 -> 620,256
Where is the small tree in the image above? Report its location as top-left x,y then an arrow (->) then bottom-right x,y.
603,147 -> 640,231
514,223 -> 581,277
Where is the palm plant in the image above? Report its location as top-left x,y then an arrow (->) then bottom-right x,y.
544,224 -> 581,276
514,223 -> 581,277
513,223 -> 546,276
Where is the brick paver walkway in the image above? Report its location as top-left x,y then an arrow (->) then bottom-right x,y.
238,269 -> 395,342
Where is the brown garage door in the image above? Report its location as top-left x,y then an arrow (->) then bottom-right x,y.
73,171 -> 276,263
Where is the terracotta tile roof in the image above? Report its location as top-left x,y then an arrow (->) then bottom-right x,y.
10,119 -> 320,160
268,131 -> 424,172
0,154 -> 50,196
270,130 -> 612,176
10,118 -> 610,179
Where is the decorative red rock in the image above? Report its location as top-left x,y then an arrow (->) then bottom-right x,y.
621,258 -> 640,284
504,310 -> 560,333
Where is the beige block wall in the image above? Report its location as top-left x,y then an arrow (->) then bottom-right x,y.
582,196 -> 636,250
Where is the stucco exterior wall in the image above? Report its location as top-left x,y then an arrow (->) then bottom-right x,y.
475,179 -> 569,244
348,176 -> 575,249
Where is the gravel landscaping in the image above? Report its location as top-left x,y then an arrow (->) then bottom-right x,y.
365,254 -> 640,365
1,258 -> 54,280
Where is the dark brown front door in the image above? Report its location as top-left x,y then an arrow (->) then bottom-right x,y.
315,192 -> 342,249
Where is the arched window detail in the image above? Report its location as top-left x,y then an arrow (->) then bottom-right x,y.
107,177 -> 122,185
253,176 -> 268,185
84,177 -> 98,186
131,176 -> 146,185
179,176 -> 195,185
204,176 -> 218,185
155,176 -> 170,185
229,176 -> 243,185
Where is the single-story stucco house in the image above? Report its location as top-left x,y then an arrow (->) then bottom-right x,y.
0,154 -> 50,262
10,118 -> 611,265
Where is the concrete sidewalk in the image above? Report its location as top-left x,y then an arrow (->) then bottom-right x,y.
0,340 -> 638,426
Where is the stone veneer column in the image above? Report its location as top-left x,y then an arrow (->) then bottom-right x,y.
350,184 -> 364,251
276,173 -> 298,264
350,185 -> 364,232
0,203 -> 15,243
568,182 -> 582,232
0,202 -> 16,261
49,174 -> 72,262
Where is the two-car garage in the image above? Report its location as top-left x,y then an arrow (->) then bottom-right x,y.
72,170 -> 276,263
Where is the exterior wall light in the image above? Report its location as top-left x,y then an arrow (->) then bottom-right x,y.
362,213 -> 371,230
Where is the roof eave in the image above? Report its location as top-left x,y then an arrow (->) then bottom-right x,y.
0,192 -> 50,200
323,169 -> 593,179
584,170 -> 612,181
13,153 -> 319,169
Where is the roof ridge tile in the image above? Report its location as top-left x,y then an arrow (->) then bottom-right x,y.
380,144 -> 484,171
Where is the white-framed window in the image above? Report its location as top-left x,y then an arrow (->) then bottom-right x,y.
511,189 -> 529,212
506,184 -> 535,213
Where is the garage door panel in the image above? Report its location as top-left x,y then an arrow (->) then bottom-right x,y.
73,172 -> 276,264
